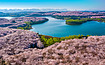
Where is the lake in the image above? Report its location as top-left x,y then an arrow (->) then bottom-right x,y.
1,16 -> 105,37
30,16 -> 105,37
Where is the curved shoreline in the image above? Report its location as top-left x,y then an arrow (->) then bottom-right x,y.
17,18 -> 49,30
0,17 -> 49,29
66,21 -> 85,25
66,19 -> 105,25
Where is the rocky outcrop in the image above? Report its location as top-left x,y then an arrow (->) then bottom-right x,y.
0,17 -> 48,28
0,28 -> 104,65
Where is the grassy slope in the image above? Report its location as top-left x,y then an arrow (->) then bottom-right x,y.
39,35 -> 89,47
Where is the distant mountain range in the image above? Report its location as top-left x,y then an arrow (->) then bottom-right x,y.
0,9 -> 69,13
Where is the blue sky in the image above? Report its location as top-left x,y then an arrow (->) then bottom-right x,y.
0,0 -> 105,10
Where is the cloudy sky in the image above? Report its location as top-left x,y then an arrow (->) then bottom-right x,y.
0,0 -> 105,10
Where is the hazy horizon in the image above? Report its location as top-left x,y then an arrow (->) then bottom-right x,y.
0,0 -> 105,10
